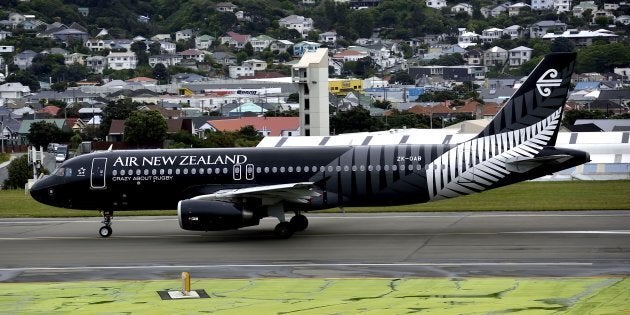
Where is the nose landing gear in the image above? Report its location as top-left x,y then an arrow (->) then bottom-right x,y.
99,210 -> 114,237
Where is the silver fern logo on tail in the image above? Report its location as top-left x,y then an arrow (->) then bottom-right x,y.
536,69 -> 562,97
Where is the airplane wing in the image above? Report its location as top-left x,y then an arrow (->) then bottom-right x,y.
505,155 -> 573,173
190,182 -> 320,205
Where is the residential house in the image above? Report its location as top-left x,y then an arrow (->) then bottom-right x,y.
318,31 -> 337,44
484,46 -> 508,67
617,15 -> 630,25
573,1 -> 598,17
278,15 -> 313,38
126,77 -> 158,86
227,102 -> 267,117
176,29 -> 194,42
228,65 -> 255,78
151,34 -> 171,41
490,3 -> 510,17
159,41 -> 177,54
250,35 -> 275,52
480,6 -> 493,18
366,44 -> 395,69
503,25 -> 524,39
425,0 -> 447,9
178,49 -> 205,62
604,3 -> 620,10
18,119 -> 69,144
542,29 -> 618,46
508,46 -> 533,67
195,35 -> 215,50
481,28 -> 504,43
13,50 -> 37,69
243,59 -> 267,71
508,2 -> 531,16
51,28 -> 89,44
332,49 -> 369,63
531,0 -> 554,10
0,30 -> 11,41
84,39 -> 109,51
64,53 -> 88,65
408,65 -> 487,82
530,20 -> 568,38
349,0 -> 382,9
591,10 -> 615,24
106,52 -> 138,70
457,29 -> 480,48
148,54 -> 183,67
86,56 -> 107,74
208,117 -> 300,136
212,51 -> 237,66
220,32 -> 251,50
216,2 -> 238,12
21,19 -> 46,31
451,3 -> 474,15
7,13 -> 27,28
463,49 -> 484,66
269,40 -> 294,53
41,47 -> 68,56
0,83 -> 30,103
554,0 -> 572,13
293,41 -> 321,57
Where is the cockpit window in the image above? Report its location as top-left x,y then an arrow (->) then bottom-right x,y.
53,167 -> 65,176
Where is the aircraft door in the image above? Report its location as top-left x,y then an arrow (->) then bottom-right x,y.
91,158 -> 107,189
233,164 -> 242,180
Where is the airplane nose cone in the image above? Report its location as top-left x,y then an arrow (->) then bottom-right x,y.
29,176 -> 53,205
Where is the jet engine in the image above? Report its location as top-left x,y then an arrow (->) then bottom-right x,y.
178,200 -> 259,231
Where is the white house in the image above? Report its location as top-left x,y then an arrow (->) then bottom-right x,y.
178,49 -> 205,62
278,15 -> 313,38
106,52 -> 138,70
195,35 -> 215,50
250,35 -> 275,52
458,29 -> 480,48
175,29 -> 194,42
13,50 -> 37,69
508,2 -> 530,16
228,65 -> 254,78
554,0 -> 572,13
503,25 -> 524,39
451,3 -> 474,15
572,1 -> 598,17
148,54 -> 183,67
484,46 -> 508,67
530,20 -> 568,38
0,82 -> 30,101
425,0 -> 447,9
617,15 -> 630,25
243,59 -> 267,71
159,41 -> 177,54
481,28 -> 504,43
531,0 -> 554,10
542,29 -> 618,46
269,40 -> 294,53
318,31 -> 337,44
508,46 -> 533,67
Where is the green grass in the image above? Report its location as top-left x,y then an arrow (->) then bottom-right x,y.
0,277 -> 628,314
1,180 -> 629,218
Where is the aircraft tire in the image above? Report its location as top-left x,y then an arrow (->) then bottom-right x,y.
274,222 -> 294,239
99,226 -> 112,238
290,215 -> 308,232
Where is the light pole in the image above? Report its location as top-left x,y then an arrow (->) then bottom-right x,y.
1,118 -> 4,154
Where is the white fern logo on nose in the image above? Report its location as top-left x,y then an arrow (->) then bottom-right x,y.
536,69 -> 562,97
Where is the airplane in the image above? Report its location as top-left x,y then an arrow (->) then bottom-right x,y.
30,52 -> 589,239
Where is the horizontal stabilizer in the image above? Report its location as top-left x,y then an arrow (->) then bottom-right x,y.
505,155 -> 572,173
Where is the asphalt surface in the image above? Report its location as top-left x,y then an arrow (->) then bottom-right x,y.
1,211 -> 629,282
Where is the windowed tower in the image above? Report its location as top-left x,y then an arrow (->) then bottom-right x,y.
292,48 -> 329,136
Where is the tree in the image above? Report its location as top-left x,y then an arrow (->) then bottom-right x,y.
100,99 -> 138,138
330,107 -> 384,134
550,37 -> 575,52
130,41 -> 149,66
124,110 -> 168,147
5,70 -> 40,92
152,63 -> 169,84
389,71 -> 414,85
3,155 -> 33,190
27,121 -> 62,148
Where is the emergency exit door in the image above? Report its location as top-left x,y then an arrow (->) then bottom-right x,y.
91,158 -> 107,189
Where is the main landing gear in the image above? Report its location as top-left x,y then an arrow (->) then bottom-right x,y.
99,210 -> 114,238
269,207 -> 309,239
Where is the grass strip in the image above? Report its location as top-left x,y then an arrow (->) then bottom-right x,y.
0,277 -> 628,314
1,180 -> 629,218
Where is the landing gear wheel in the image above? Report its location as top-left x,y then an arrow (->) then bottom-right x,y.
99,210 -> 114,238
99,226 -> 112,237
274,222 -> 294,239
290,214 -> 308,232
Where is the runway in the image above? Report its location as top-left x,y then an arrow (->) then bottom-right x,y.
1,211 -> 629,282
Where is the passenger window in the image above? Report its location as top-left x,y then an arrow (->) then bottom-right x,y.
65,168 -> 72,177
112,170 -> 118,176
280,166 -> 285,173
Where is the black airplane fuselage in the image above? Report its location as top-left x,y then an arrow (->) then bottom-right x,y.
32,143 -> 588,212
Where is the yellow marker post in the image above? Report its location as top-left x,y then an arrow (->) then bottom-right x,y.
181,272 -> 190,295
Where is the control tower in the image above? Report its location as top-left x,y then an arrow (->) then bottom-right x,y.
292,48 -> 329,136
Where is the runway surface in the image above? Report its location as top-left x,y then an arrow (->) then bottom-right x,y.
1,211 -> 629,282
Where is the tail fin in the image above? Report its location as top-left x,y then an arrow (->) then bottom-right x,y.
476,52 -> 576,145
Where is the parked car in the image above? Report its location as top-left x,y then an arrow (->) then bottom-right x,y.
47,143 -> 60,153
55,145 -> 68,163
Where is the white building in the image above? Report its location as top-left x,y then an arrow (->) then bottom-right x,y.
243,59 -> 267,71
106,52 -> 138,70
278,15 -> 313,38
481,28 -> 504,43
531,0 -> 554,10
508,46 -> 533,67
458,29 -> 480,48
426,0 -> 447,9
484,46 -> 508,67
292,48 -> 329,136
0,82 -> 30,102
451,3 -> 474,15
86,56 -> 107,74
195,35 -> 215,50
228,65 -> 254,78
554,0 -> 572,13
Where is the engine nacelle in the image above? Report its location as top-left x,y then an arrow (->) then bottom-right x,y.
178,200 -> 259,231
